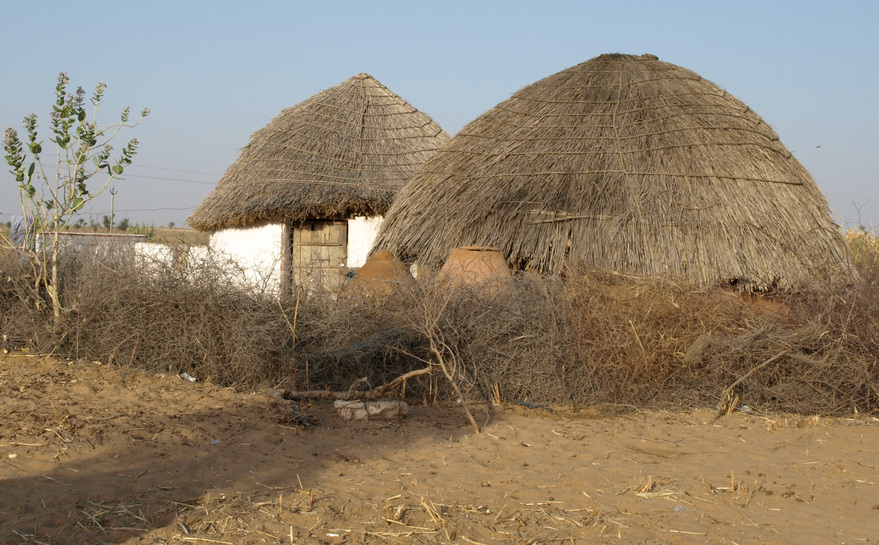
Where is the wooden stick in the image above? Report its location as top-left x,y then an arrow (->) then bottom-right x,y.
281,366 -> 432,401
716,350 -> 788,417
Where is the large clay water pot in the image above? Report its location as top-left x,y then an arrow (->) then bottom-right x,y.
437,246 -> 512,291
340,249 -> 415,299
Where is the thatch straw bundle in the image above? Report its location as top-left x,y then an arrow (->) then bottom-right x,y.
374,53 -> 851,290
189,73 -> 450,232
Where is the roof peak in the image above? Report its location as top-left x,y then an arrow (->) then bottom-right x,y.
188,73 -> 450,232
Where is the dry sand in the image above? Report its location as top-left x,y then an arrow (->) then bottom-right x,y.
1,354 -> 877,544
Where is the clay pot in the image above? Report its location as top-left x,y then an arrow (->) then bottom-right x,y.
339,249 -> 414,299
437,246 -> 512,291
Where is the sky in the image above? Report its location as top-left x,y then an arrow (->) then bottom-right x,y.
1,1 -> 877,230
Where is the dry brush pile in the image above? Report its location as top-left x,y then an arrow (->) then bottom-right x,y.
1,231 -> 878,416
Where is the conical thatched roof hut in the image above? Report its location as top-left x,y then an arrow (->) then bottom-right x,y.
189,73 -> 450,231
374,53 -> 851,290
189,73 -> 449,294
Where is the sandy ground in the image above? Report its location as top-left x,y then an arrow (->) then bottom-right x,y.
1,354 -> 878,545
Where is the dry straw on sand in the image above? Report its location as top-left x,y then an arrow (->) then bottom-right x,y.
375,53 -> 851,291
189,73 -> 450,231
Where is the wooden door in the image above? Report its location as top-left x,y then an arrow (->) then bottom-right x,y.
291,220 -> 348,293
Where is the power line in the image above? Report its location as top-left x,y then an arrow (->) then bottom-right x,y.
1,206 -> 198,217
1,171 -> 216,185
88,206 -> 198,214
1,152 -> 224,177
120,173 -> 218,185
126,164 -> 223,176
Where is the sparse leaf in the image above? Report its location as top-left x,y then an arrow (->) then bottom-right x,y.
7,72 -> 146,320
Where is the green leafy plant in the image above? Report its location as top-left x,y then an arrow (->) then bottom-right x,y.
3,72 -> 148,323
129,222 -> 156,240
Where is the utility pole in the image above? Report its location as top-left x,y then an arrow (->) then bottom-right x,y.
109,186 -> 117,234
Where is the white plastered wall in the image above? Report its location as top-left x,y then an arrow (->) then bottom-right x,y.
209,223 -> 284,294
204,216 -> 382,295
347,215 -> 383,268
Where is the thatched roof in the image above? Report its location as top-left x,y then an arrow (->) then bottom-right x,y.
188,73 -> 450,232
374,53 -> 851,290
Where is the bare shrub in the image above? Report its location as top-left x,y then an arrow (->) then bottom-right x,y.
701,232 -> 878,415
430,274 -> 569,405
2,234 -> 877,416
1,249 -> 58,353
561,270 -> 701,406
280,275 -> 569,415
286,287 -> 426,393
62,246 -> 293,387
560,264 -> 879,414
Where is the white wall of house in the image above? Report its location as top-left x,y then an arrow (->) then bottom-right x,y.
347,215 -> 383,268
210,223 -> 284,294
134,241 -> 174,263
135,216 -> 383,296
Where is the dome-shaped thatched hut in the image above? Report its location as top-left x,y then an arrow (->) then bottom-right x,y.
374,54 -> 851,290
189,73 -> 449,293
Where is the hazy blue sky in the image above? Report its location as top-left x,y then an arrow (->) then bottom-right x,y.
2,1 -> 877,229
